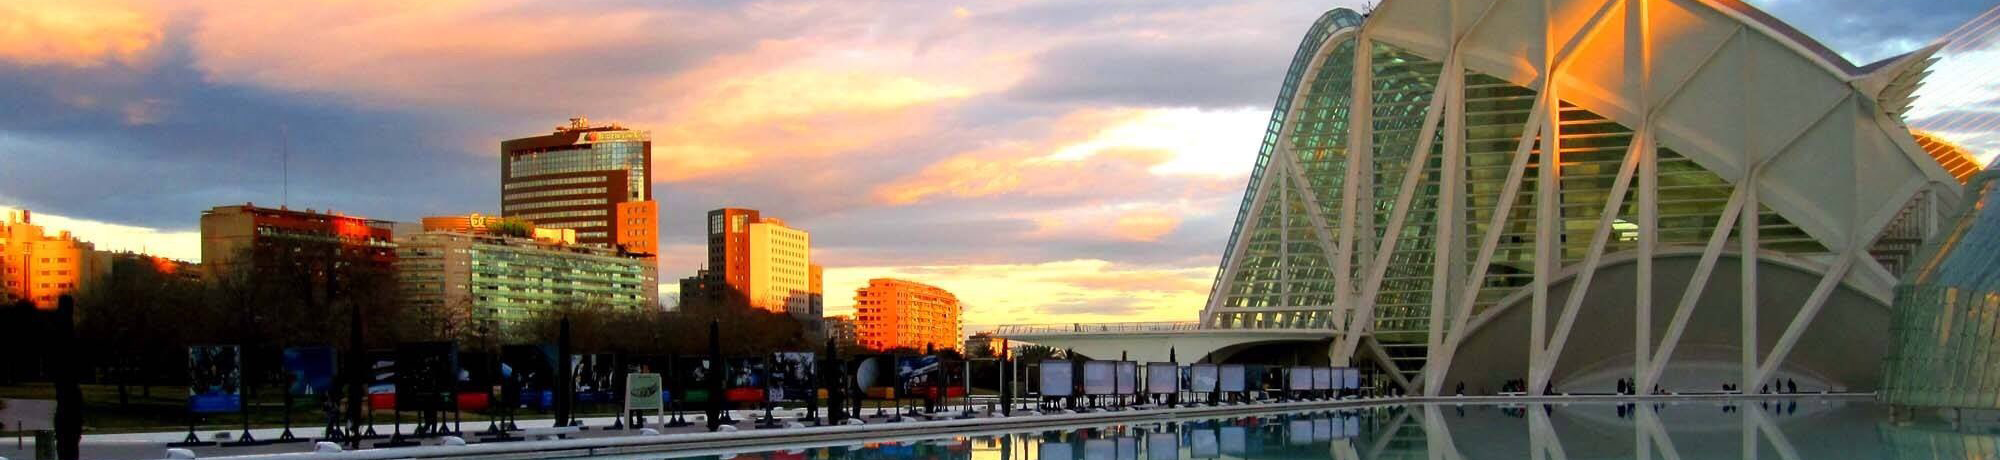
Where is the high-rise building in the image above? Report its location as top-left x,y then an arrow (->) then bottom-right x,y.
824,314 -> 858,344
854,278 -> 961,352
699,208 -> 822,319
199,203 -> 397,280
398,231 -> 659,336
0,210 -> 105,309
500,117 -> 657,257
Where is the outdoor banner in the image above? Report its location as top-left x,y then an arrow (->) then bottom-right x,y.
896,355 -> 940,396
1115,361 -> 1138,395
677,357 -> 716,403
1218,364 -> 1245,392
1145,362 -> 1178,394
366,350 -> 396,410
1312,367 -> 1333,391
281,346 -> 336,397
500,345 -> 558,409
1288,366 -> 1312,391
1039,359 -> 1074,397
1190,428 -> 1220,458
1146,431 -> 1179,460
851,355 -> 891,398
188,345 -> 243,413
770,352 -> 815,402
571,354 -> 618,404
1190,364 -> 1219,393
1082,361 -> 1115,395
625,373 -> 664,411
725,357 -> 767,402
1340,368 -> 1360,390
396,342 -> 459,412
456,351 -> 495,411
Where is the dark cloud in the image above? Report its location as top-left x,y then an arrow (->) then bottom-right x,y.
1748,0 -> 1991,64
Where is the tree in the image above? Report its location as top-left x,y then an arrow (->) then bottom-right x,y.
489,219 -> 533,238
1012,345 -> 1065,363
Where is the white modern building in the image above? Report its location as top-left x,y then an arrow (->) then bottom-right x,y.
1002,0 -> 1978,396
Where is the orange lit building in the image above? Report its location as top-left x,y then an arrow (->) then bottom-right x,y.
500,117 -> 657,258
696,208 -> 823,319
0,210 -> 105,309
200,203 -> 397,279
854,278 -> 961,352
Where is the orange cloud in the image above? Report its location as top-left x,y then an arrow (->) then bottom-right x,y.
0,0 -> 161,67
822,259 -> 1214,327
1110,210 -> 1181,242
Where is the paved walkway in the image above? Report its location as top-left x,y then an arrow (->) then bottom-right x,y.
0,399 -> 53,433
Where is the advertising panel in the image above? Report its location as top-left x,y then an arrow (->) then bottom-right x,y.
1082,361 -> 1115,395
1145,363 -> 1178,394
896,355 -> 940,396
624,373 -> 664,411
1312,367 -> 1333,391
725,357 -> 767,402
1190,364 -> 1219,393
570,354 -> 618,404
396,342 -> 459,412
1288,366 -> 1312,391
1340,368 -> 1360,390
1039,360 -> 1074,397
501,345 -> 557,409
677,357 -> 716,403
281,346 -> 336,397
770,352 -> 815,402
1115,362 -> 1138,395
366,350 -> 396,410
1218,364 -> 1246,392
188,345 -> 242,413
851,355 -> 894,398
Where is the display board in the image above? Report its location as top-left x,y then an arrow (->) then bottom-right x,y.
1115,361 -> 1138,395
1145,362 -> 1178,394
366,350 -> 396,410
1039,360 -> 1074,397
1339,368 -> 1359,390
677,357 -> 716,403
1288,419 -> 1313,446
1218,364 -> 1245,392
770,352 -> 815,402
1190,364 -> 1219,393
896,355 -> 940,396
1082,361 -> 1115,395
188,345 -> 243,413
281,346 -> 336,397
1288,366 -> 1312,391
396,342 -> 459,411
1312,367 -> 1333,391
625,373 -> 664,411
725,357 -> 767,402
501,345 -> 558,409
571,354 -> 618,403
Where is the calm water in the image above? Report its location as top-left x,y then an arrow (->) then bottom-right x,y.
576,399 -> 2000,459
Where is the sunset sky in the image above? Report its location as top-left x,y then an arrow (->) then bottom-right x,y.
0,0 -> 1992,331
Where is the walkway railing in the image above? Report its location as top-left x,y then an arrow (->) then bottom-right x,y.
996,322 -> 1203,335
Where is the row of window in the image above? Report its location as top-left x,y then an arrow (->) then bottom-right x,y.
503,175 -> 606,190
515,209 -> 607,220
503,187 -> 607,201
505,198 -> 608,211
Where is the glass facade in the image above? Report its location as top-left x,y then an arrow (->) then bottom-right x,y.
1882,167 -> 2000,410
507,138 -> 648,201
1210,8 -> 1829,380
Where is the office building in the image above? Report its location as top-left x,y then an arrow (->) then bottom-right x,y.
854,278 -> 961,351
398,231 -> 659,336
825,315 -> 858,344
199,203 -> 396,280
0,210 -> 105,309
500,117 -> 658,257
699,208 -> 823,319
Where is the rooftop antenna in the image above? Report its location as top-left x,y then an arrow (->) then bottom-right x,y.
280,124 -> 290,208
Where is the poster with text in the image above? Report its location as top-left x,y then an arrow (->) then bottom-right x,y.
770,352 -> 815,402
1039,360 -> 1074,397
1145,363 -> 1178,394
281,346 -> 336,397
1190,364 -> 1219,393
366,350 -> 396,410
187,345 -> 242,413
725,357 -> 766,402
1115,361 -> 1138,395
1082,361 -> 1115,395
1288,366 -> 1312,391
625,373 -> 664,411
1218,364 -> 1245,392
500,345 -> 557,409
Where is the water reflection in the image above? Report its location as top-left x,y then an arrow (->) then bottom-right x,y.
624,399 -> 2000,460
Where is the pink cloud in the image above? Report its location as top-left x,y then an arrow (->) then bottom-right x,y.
0,0 -> 162,68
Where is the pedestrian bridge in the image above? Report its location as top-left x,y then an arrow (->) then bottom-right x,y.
995,322 -> 1344,367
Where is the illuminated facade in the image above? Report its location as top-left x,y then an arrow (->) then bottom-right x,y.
398,231 -> 659,336
1008,0 -> 1974,395
0,210 -> 105,309
855,278 -> 961,351
199,203 -> 397,279
696,208 -> 824,319
421,212 -> 576,244
1882,165 -> 2000,410
501,117 -> 658,256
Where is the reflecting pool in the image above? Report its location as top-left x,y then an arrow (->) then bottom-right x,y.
577,399 -> 2000,459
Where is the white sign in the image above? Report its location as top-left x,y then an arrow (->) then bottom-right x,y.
1084,361 -> 1116,395
1115,362 -> 1138,395
624,373 -> 664,411
1146,363 -> 1178,394
1191,364 -> 1219,392
1288,366 -> 1312,391
1340,368 -> 1360,390
1313,367 -> 1333,390
1041,360 -> 1074,397
1219,365 -> 1246,392
1287,419 -> 1312,445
